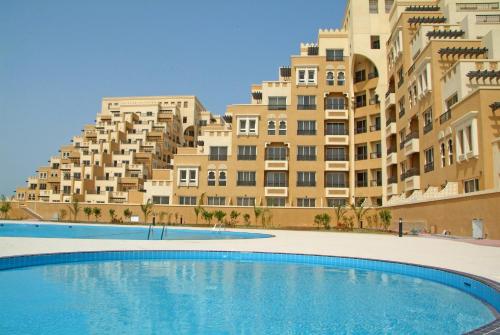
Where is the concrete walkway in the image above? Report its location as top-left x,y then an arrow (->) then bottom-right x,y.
1,224 -> 499,282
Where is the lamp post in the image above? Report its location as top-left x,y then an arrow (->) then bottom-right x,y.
398,218 -> 403,237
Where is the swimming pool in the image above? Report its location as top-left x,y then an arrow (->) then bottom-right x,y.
0,222 -> 273,240
0,251 -> 498,334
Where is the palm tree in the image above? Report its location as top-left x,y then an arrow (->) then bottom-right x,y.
83,207 -> 92,221
123,208 -> 132,222
92,207 -> 101,222
314,214 -> 323,230
351,203 -> 369,229
59,208 -> 68,221
243,213 -> 251,227
379,209 -> 392,230
213,210 -> 226,229
202,210 -> 214,226
253,206 -> 263,227
261,208 -> 273,228
194,193 -> 205,225
68,198 -> 80,222
229,210 -> 240,227
140,200 -> 153,224
109,209 -> 116,223
0,195 -> 12,219
333,204 -> 347,228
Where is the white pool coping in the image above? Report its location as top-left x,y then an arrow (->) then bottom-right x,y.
1,221 -> 499,282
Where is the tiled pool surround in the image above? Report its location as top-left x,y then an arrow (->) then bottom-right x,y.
0,250 -> 498,334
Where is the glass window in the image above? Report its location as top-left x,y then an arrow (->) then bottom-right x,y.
369,0 -> 378,13
325,172 -> 347,188
298,70 -> 305,83
337,72 -> 345,85
327,198 -> 347,207
268,121 -> 276,135
266,197 -> 286,207
297,95 -> 316,109
326,49 -> 344,61
265,172 -> 287,187
325,97 -> 345,110
236,197 -> 255,206
326,71 -> 334,85
325,122 -> 346,135
464,179 -> 479,193
207,171 -> 216,186
152,196 -> 169,205
356,171 -> 368,187
268,96 -> 287,110
208,196 -> 225,206
297,121 -> 316,135
297,146 -> 316,161
179,196 -> 196,205
297,198 -> 315,207
265,147 -> 287,160
325,147 -> 347,161
237,171 -> 256,186
279,120 -> 287,135
219,171 -> 227,186
209,146 -> 228,161
297,171 -> 316,186
237,146 -> 256,160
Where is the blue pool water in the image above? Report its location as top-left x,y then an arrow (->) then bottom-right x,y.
0,222 -> 272,240
0,251 -> 497,334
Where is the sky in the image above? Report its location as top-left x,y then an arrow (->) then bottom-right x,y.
0,0 -> 346,196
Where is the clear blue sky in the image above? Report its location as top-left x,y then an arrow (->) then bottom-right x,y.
0,0 -> 346,196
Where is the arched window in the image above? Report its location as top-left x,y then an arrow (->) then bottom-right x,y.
326,71 -> 334,85
279,120 -> 287,135
219,171 -> 227,186
448,139 -> 454,165
338,71 -> 345,86
207,171 -> 216,186
268,120 -> 276,135
440,143 -> 446,167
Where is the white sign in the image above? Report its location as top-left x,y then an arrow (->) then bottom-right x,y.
130,215 -> 140,223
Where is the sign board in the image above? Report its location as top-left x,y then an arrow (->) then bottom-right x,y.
130,215 -> 140,223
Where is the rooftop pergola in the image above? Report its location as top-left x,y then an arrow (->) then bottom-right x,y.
222,115 -> 232,123
426,30 -> 465,39
408,16 -> 446,25
438,47 -> 488,57
466,70 -> 500,79
307,46 -> 319,56
280,67 -> 291,78
489,102 -> 500,112
251,91 -> 262,100
405,5 -> 440,11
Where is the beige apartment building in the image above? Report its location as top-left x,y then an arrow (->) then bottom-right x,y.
15,0 -> 500,214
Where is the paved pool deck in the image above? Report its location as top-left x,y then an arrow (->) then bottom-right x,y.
1,223 -> 499,283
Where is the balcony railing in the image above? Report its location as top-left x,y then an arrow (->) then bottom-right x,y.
355,127 -> 367,134
325,182 -> 347,188
297,155 -> 316,161
399,108 -> 406,118
370,152 -> 382,159
424,162 -> 435,173
297,129 -> 317,135
207,180 -> 216,186
387,176 -> 397,184
423,122 -> 433,134
355,153 -> 368,160
297,104 -> 317,110
265,181 -> 288,187
387,147 -> 397,155
268,105 -> 287,110
219,180 -> 227,186
370,124 -> 381,132
325,128 -> 348,135
439,110 -> 451,124
265,154 -> 287,161
237,180 -> 256,186
208,155 -> 227,161
325,154 -> 348,161
386,117 -> 396,126
237,155 -> 257,160
297,181 -> 316,187
370,180 -> 382,187
356,181 -> 368,187
400,168 -> 420,181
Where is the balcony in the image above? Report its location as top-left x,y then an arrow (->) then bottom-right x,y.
386,119 -> 396,136
370,152 -> 382,159
264,186 -> 288,197
325,161 -> 349,171
385,92 -> 395,109
386,150 -> 397,166
404,132 -> 420,156
404,175 -> 421,192
325,187 -> 349,198
264,160 -> 288,171
325,109 -> 348,120
387,180 -> 398,196
325,132 -> 349,145
439,110 -> 451,124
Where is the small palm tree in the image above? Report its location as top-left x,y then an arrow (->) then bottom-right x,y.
0,195 -> 12,219
194,206 -> 202,225
261,208 -> 273,228
140,200 -> 154,224
92,207 -> 101,222
333,204 -> 347,228
314,214 -> 323,230
202,210 -> 214,225
213,210 -> 226,228
229,210 -> 240,227
379,209 -> 392,230
243,213 -> 251,227
109,209 -> 116,223
253,206 -> 263,226
67,197 -> 80,222
351,203 -> 369,229
123,208 -> 132,221
83,207 -> 92,221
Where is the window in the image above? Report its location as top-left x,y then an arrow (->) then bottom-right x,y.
237,146 -> 256,160
325,97 -> 345,110
440,142 -> 446,167
265,172 -> 287,187
326,71 -> 334,85
398,97 -> 405,117
476,14 -> 500,23
308,70 -> 315,83
297,171 -> 316,187
268,120 -> 276,135
397,67 -> 404,87
454,112 -> 478,161
296,68 -> 317,85
208,171 -> 216,186
297,146 -> 316,161
325,172 -> 347,188
183,117 -> 187,123
326,49 -> 344,61
446,93 -> 458,111
297,198 -> 316,207
179,196 -> 196,205
356,171 -> 368,187
424,147 -> 434,173
372,170 -> 382,186
371,35 -> 380,49
219,171 -> 227,186
371,142 -> 382,158
369,0 -> 379,13
423,108 -> 433,134
327,198 -> 347,207
464,179 -> 480,193
237,197 -> 255,206
325,147 -> 347,161
265,146 -> 287,160
237,117 -> 258,135
457,2 -> 499,11
356,118 -> 367,134
297,121 -> 316,135
178,168 -> 198,186
208,196 -> 225,206
152,196 -> 169,205
209,146 -> 228,161
355,94 -> 366,108
337,72 -> 345,85
266,197 -> 286,207
354,70 -> 366,83
385,0 -> 394,13
297,95 -> 316,110
183,101 -> 188,108
237,171 -> 256,186
63,186 -> 71,195
325,122 -> 347,135
279,120 -> 287,135
268,96 -> 287,110
448,139 -> 454,165
298,70 -> 305,83
356,145 -> 368,160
